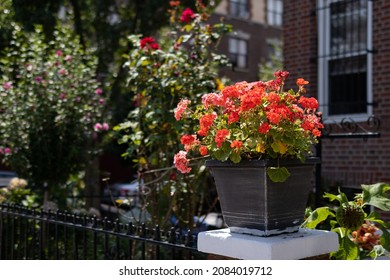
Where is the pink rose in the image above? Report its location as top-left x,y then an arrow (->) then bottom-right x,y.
102,123 -> 109,131
94,123 -> 103,131
3,82 -> 12,90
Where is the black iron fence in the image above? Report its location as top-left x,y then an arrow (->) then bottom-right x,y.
0,203 -> 206,260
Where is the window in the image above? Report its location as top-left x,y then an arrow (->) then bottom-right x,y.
318,0 -> 372,119
229,0 -> 249,19
267,0 -> 283,27
228,37 -> 248,69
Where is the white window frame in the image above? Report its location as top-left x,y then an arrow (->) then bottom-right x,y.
267,0 -> 283,27
228,33 -> 249,70
229,0 -> 249,19
317,0 -> 372,122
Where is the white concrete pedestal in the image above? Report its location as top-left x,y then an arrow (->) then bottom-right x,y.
198,228 -> 339,260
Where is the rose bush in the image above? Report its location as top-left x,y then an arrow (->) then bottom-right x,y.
174,71 -> 323,182
114,1 -> 231,228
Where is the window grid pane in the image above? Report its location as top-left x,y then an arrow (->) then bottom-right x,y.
327,0 -> 368,115
228,37 -> 248,69
229,0 -> 248,18
267,0 -> 283,26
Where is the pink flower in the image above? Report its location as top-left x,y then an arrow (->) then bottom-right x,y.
35,76 -> 43,83
102,123 -> 109,131
65,55 -> 72,61
59,93 -> 66,100
4,147 -> 12,155
174,151 -> 191,173
3,82 -> 12,90
274,70 -> 289,80
58,68 -> 67,75
180,8 -> 196,23
56,50 -> 63,57
94,123 -> 103,131
99,98 -> 105,105
174,99 -> 190,120
201,92 -> 223,109
95,88 -> 103,95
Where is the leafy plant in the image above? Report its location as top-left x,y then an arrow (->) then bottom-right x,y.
174,72 -> 323,182
302,183 -> 390,260
0,23 -> 109,204
114,1 -> 231,229
0,177 -> 39,208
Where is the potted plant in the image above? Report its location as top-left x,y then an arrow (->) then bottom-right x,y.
173,71 -> 323,236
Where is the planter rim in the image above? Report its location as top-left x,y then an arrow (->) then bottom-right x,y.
205,157 -> 320,168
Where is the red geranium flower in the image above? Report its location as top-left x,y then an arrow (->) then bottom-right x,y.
197,113 -> 216,136
199,145 -> 208,156
173,71 -> 323,182
215,129 -> 229,147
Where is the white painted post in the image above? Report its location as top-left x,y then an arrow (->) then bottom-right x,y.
198,228 -> 339,260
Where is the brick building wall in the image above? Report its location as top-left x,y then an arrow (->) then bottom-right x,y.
283,0 -> 390,188
283,0 -> 317,93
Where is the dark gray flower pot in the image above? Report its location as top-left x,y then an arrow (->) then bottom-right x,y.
205,157 -> 320,237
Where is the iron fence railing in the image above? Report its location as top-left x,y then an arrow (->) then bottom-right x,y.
0,203 -> 206,260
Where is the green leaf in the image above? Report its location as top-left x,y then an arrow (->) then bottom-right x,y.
267,167 -> 290,183
184,24 -> 192,32
213,149 -> 230,161
323,188 -> 349,205
229,152 -> 241,163
301,207 -> 335,229
376,223 -> 390,252
362,183 -> 390,211
271,141 -> 288,154
330,234 -> 359,260
365,211 -> 388,227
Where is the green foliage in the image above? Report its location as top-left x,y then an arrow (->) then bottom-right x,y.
302,183 -> 390,260
0,0 -> 14,52
361,183 -> 390,211
0,178 -> 39,208
0,23 -> 109,201
258,42 -> 283,81
266,167 -> 290,183
114,2 -> 231,229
